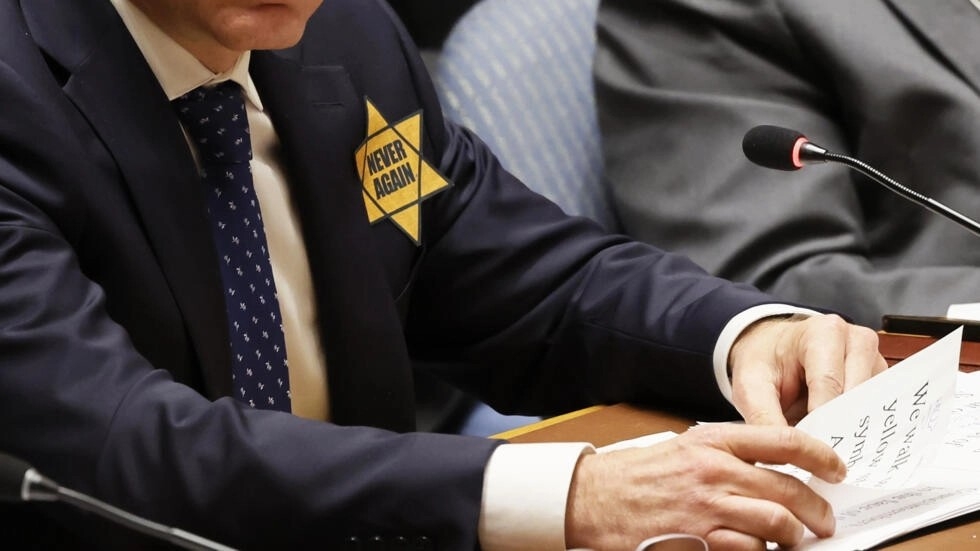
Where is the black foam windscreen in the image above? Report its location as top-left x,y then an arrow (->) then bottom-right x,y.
742,125 -> 807,171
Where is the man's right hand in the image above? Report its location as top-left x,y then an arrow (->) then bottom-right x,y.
564,424 -> 846,551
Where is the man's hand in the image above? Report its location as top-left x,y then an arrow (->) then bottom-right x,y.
565,424 -> 847,551
729,314 -> 887,426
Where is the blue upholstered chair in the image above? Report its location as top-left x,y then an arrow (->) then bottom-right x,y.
434,0 -> 618,230
431,0 -> 614,436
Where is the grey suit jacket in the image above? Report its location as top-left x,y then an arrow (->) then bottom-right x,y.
596,0 -> 980,328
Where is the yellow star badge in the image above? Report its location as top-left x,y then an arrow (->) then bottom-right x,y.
355,98 -> 452,245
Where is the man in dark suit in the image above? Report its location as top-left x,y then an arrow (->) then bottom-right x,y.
0,0 -> 884,549
596,0 -> 980,330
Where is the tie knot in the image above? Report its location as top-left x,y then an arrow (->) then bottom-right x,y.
173,81 -> 252,164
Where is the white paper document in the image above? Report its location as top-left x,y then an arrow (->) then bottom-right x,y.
601,328 -> 980,550
797,327 -> 959,491
790,327 -> 980,550
946,302 -> 980,321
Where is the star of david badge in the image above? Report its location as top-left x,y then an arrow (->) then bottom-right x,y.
355,98 -> 452,245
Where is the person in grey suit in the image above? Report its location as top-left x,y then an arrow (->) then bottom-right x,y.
595,0 -> 980,329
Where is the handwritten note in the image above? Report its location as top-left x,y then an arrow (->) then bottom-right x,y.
933,371 -> 980,468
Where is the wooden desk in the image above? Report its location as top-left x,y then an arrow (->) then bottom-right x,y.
878,331 -> 980,372
500,331 -> 980,549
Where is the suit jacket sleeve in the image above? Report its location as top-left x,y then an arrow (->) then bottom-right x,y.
377,3 -> 779,420
595,0 -> 980,328
0,125 -> 498,551
0,0 -> 780,548
0,18 -> 499,551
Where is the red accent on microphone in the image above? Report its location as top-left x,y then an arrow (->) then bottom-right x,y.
791,137 -> 808,169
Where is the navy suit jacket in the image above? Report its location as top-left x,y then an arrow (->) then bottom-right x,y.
0,0 -> 778,548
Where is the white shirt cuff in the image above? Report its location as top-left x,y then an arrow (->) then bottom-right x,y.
479,442 -> 595,551
712,304 -> 820,403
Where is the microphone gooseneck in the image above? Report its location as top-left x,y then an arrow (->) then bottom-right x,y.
54,486 -> 236,551
0,452 -> 34,501
0,451 -> 235,551
742,125 -> 980,238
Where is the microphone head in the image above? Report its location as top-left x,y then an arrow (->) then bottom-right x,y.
0,452 -> 32,502
742,125 -> 810,171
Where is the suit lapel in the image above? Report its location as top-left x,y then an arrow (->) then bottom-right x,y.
22,0 -> 233,398
23,0 -> 417,429
251,52 -> 416,431
885,0 -> 980,97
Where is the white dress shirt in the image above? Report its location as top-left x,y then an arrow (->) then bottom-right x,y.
110,0 -> 330,421
110,2 -> 815,548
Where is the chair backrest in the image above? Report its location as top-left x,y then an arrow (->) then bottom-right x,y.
434,0 -> 619,230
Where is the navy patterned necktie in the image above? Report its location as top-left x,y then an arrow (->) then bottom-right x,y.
173,81 -> 291,413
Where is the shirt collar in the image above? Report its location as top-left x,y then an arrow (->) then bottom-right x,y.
109,0 -> 264,110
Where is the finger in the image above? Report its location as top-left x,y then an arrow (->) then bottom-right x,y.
686,427 -> 838,543
782,398 -> 808,426
873,349 -> 890,376
711,495 -> 808,547
693,424 -> 846,484
705,528 -> 766,551
871,333 -> 888,377
728,462 -> 836,539
799,315 -> 849,412
841,325 -> 883,392
732,360 -> 789,427
689,442 -> 836,540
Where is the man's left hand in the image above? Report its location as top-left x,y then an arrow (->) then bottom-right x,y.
729,314 -> 887,426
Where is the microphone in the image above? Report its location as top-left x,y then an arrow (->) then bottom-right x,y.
742,124 -> 980,237
0,451 -> 235,551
